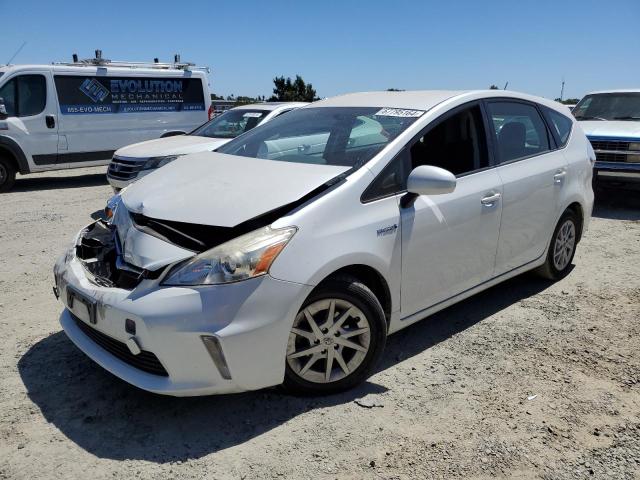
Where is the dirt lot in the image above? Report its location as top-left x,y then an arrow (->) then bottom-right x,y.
0,167 -> 638,480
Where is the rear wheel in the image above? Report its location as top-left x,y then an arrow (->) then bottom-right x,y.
536,210 -> 579,280
283,276 -> 387,395
0,157 -> 16,193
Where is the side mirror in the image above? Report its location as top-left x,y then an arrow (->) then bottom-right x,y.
0,97 -> 7,119
401,165 -> 456,208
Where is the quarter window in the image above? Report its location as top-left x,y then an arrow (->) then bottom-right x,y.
544,107 -> 573,147
0,75 -> 46,117
487,101 -> 550,163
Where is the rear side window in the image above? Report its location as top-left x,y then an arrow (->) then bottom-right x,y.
0,74 -> 46,117
543,108 -> 573,147
487,101 -> 550,163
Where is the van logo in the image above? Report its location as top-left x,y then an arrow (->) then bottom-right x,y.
376,224 -> 398,237
79,78 -> 109,103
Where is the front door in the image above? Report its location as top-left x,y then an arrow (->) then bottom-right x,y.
399,103 -> 503,317
0,71 -> 59,169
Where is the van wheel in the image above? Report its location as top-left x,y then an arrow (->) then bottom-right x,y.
0,157 -> 17,193
283,275 -> 387,395
536,210 -> 579,280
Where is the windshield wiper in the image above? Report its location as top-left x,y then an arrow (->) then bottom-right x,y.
575,116 -> 607,121
612,116 -> 640,120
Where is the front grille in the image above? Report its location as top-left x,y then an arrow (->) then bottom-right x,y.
72,314 -> 169,377
595,152 -> 629,163
590,139 -> 630,152
107,156 -> 145,181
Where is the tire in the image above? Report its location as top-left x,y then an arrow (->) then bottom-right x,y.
0,156 -> 16,193
535,210 -> 579,281
283,275 -> 387,395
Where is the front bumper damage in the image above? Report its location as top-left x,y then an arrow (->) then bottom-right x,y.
54,222 -> 312,396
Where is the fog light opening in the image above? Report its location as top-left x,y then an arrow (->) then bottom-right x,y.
201,335 -> 232,380
125,318 -> 136,335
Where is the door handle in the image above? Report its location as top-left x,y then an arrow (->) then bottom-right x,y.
554,169 -> 567,184
45,115 -> 56,129
481,192 -> 501,206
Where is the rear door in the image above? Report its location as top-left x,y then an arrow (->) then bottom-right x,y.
485,100 -> 568,275
0,70 -> 59,169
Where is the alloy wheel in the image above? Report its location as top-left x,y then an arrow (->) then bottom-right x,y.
553,219 -> 576,271
287,299 -> 371,383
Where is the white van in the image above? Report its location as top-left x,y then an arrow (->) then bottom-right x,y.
0,53 -> 211,191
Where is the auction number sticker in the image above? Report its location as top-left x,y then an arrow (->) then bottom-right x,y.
375,108 -> 425,118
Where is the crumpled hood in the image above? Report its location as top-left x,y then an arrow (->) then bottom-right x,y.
121,152 -> 349,227
115,135 -> 231,158
580,120 -> 640,139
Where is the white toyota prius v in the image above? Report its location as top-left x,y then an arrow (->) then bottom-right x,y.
54,90 -> 594,396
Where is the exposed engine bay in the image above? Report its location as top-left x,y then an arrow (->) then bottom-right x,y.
75,220 -> 157,289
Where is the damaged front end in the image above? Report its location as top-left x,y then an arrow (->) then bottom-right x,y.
75,220 -> 160,289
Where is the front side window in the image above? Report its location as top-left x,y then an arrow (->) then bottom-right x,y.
362,104 -> 489,201
487,101 -> 550,163
573,93 -> 640,121
217,107 -> 422,168
0,78 -> 16,116
192,109 -> 270,138
0,74 -> 46,117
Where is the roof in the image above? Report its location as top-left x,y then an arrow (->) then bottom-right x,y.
585,89 -> 640,95
313,90 -> 574,116
0,63 -> 208,76
315,90 -> 468,110
232,102 -> 308,111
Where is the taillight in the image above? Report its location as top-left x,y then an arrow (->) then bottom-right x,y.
208,104 -> 214,120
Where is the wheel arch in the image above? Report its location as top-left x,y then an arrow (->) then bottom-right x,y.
314,264 -> 392,327
0,136 -> 30,174
565,201 -> 585,242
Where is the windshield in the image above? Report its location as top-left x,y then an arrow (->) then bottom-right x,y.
217,107 -> 423,168
573,93 -> 640,121
191,109 -> 270,138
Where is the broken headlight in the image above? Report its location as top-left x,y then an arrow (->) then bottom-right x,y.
162,226 -> 296,286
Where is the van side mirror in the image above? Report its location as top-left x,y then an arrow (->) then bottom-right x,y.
400,165 -> 456,208
0,97 -> 7,119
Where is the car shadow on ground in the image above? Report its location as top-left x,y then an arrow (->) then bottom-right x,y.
592,185 -> 640,220
18,272 -> 552,462
10,172 -> 108,193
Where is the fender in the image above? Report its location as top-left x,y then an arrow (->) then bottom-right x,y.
0,135 -> 30,174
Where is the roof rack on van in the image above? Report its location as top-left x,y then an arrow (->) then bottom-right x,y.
52,50 -> 209,73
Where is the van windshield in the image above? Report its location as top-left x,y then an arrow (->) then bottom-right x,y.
573,93 -> 640,121
191,109 -> 270,138
217,107 -> 423,168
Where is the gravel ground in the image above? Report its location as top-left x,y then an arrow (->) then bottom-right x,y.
0,167 -> 638,480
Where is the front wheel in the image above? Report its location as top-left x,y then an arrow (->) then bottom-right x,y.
283,275 -> 387,395
0,157 -> 17,193
536,210 -> 579,280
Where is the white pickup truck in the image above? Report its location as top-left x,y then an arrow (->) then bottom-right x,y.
573,89 -> 640,187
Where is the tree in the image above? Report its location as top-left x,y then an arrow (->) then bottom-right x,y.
554,97 -> 581,105
210,93 -> 224,100
489,84 -> 499,90
269,75 -> 319,102
386,88 -> 404,91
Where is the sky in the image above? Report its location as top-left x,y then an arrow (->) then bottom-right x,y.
1,0 -> 638,101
